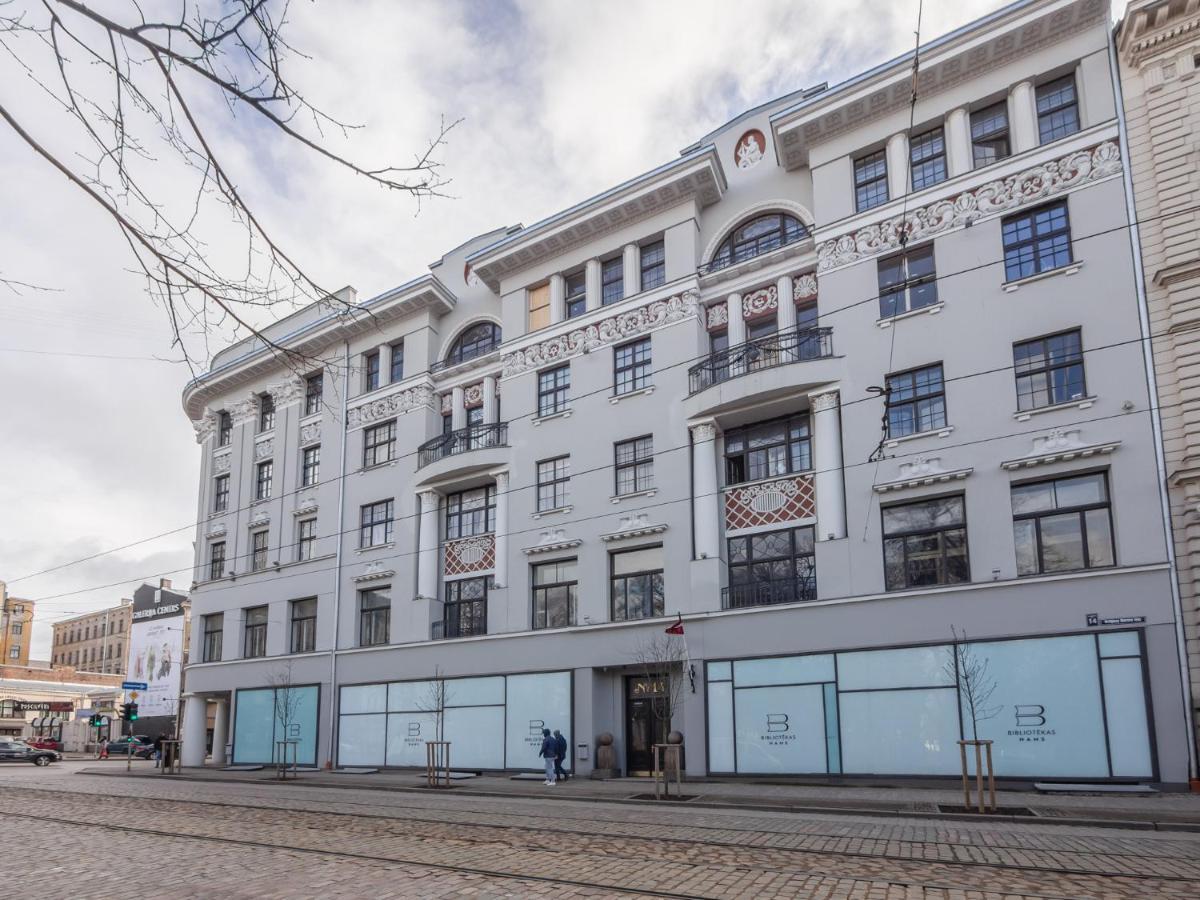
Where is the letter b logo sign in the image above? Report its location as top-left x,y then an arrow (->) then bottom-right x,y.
529,719 -> 544,737
766,713 -> 789,734
1015,704 -> 1046,727
407,722 -> 421,737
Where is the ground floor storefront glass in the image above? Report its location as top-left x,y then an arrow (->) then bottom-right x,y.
706,631 -> 1153,779
231,684 -> 320,766
337,670 -> 571,770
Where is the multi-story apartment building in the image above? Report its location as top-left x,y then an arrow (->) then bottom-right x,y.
179,0 -> 1195,784
51,597 -> 132,674
1116,0 -> 1200,757
0,584 -> 35,666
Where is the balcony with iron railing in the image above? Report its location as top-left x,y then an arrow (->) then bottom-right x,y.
429,339 -> 502,374
689,325 -> 833,394
721,573 -> 817,610
417,422 -> 508,469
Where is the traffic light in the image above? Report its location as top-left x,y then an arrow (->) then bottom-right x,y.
127,702 -> 138,722
89,713 -> 104,728
118,704 -> 128,721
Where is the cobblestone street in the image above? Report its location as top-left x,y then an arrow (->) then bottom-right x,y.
2,763 -> 1199,898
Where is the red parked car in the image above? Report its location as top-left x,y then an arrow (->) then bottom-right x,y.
26,737 -> 62,752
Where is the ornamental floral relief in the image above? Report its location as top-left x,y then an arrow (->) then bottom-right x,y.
440,393 -> 452,415
816,141 -> 1123,272
792,272 -> 818,300
464,382 -> 484,408
254,438 -> 274,461
268,376 -> 306,408
724,474 -> 816,532
444,534 -> 496,576
193,409 -> 218,444
742,285 -> 778,320
212,452 -> 232,474
706,302 -> 729,330
346,384 -> 437,429
299,421 -> 321,446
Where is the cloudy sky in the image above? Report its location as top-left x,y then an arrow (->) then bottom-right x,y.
1,0 -> 1111,659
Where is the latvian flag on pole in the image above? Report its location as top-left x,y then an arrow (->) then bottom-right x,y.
665,613 -> 684,635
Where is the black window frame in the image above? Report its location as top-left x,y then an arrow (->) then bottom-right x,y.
970,100 -> 1010,167
258,393 -> 275,432
213,474 -> 229,513
304,372 -> 323,416
290,597 -> 317,654
444,577 -> 488,637
445,485 -> 496,539
362,420 -> 396,468
537,364 -> 570,417
536,456 -> 570,511
217,410 -> 232,446
613,336 -> 651,396
1012,472 -> 1114,576
614,435 -> 654,495
301,444 -> 321,487
446,322 -> 501,366
1002,200 -> 1073,282
727,525 -> 817,607
358,587 -> 390,647
877,243 -> 938,319
255,459 -> 273,500
364,351 -> 381,392
250,528 -> 269,572
885,364 -> 947,439
854,148 -> 889,212
711,213 -> 808,270
610,544 -> 665,622
909,126 -> 947,191
600,256 -> 624,306
531,558 -> 578,630
1036,74 -> 1080,144
202,613 -> 223,662
723,414 -> 811,487
881,494 -> 970,591
296,517 -> 317,561
640,240 -> 666,292
1013,329 -> 1086,411
359,499 -> 394,548
564,271 -> 586,319
243,605 -> 268,659
389,341 -> 405,383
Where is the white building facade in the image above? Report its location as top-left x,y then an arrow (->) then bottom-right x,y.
180,0 -> 1195,784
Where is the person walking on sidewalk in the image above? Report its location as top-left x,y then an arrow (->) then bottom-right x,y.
553,728 -> 569,782
538,727 -> 557,785
153,733 -> 165,768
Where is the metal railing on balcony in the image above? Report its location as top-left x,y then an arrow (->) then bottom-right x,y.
417,422 -> 508,468
699,227 -> 810,276
430,607 -> 487,640
689,326 -> 833,394
721,573 -> 817,610
429,341 -> 501,373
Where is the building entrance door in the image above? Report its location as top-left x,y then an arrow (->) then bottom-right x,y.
625,674 -> 669,776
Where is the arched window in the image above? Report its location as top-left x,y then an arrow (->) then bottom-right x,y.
445,322 -> 501,366
710,213 -> 808,271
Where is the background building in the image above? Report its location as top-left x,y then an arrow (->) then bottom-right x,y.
1116,0 -> 1200,759
52,597 -> 132,674
0,663 -> 123,745
0,582 -> 34,666
126,580 -> 190,739
178,0 -> 1194,785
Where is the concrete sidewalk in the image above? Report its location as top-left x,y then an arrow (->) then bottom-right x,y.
77,764 -> 1200,831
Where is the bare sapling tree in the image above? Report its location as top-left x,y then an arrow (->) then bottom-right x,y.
0,0 -> 457,370
630,634 -> 689,737
944,626 -> 1001,741
266,660 -> 302,769
416,665 -> 452,744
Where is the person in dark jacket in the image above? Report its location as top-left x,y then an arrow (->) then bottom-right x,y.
553,729 -> 568,781
152,733 -> 165,768
538,728 -> 557,785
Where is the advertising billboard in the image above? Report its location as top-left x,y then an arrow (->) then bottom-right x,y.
126,584 -> 186,717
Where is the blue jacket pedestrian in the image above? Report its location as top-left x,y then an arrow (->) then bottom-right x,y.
538,728 -> 557,785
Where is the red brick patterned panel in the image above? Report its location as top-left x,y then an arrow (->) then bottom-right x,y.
724,474 -> 816,532
444,534 -> 496,576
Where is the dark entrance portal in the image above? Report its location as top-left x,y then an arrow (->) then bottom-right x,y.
625,674 -> 669,775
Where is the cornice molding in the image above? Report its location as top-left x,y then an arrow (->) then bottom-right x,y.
346,382 -> 438,430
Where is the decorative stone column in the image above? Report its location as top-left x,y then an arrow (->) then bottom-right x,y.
549,273 -> 566,324
210,698 -> 229,766
451,385 -> 466,430
380,343 -> 395,384
417,490 -> 440,601
622,243 -> 641,298
1010,81 -> 1038,153
886,132 -> 909,201
691,422 -> 721,561
727,292 -> 746,346
493,470 -> 509,588
776,275 -> 797,332
809,390 -> 846,541
180,694 -> 208,767
945,107 -> 971,177
482,375 -> 498,424
585,258 -> 602,311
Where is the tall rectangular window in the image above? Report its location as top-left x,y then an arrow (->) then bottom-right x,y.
610,545 -> 664,621
532,559 -> 577,630
536,456 -> 570,511
614,435 -> 654,495
882,495 -> 969,590
304,373 -> 323,416
359,588 -> 390,646
360,499 -> 394,548
363,420 -> 396,467
1014,329 -> 1086,411
258,393 -> 275,432
877,244 -> 937,319
217,411 -> 232,447
724,414 -> 810,486
202,613 -> 223,662
537,365 -> 570,417
296,518 -> 317,561
446,485 -> 496,539
528,283 -> 551,331
1037,75 -> 1080,144
1002,201 -> 1072,282
389,342 -> 404,383
971,101 -> 1010,167
213,474 -> 229,513
886,364 -> 946,438
444,577 -> 487,637
614,337 -> 651,395
727,526 -> 816,607
290,598 -> 317,654
854,148 -> 888,212
640,240 -> 665,292
243,605 -> 268,658
301,445 -> 320,487
251,528 -> 269,571
364,350 -> 380,391
255,460 -> 273,500
564,271 -> 586,319
601,256 -> 624,305
1012,472 -> 1114,575
909,126 -> 947,190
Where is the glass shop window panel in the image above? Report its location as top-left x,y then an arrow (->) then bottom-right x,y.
734,683 -> 828,774
1100,656 -> 1153,777
445,675 -> 506,707
443,705 -> 506,769
285,686 -> 319,766
385,711 -> 440,766
733,654 -> 835,687
839,689 -> 961,775
707,681 -> 735,772
1098,631 -> 1140,658
504,671 -> 572,768
708,660 -> 732,681
387,680 -> 435,713
232,688 -> 276,764
341,683 -> 387,714
836,645 -> 954,691
338,713 -> 386,766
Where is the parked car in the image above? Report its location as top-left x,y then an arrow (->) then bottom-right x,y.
103,737 -> 154,759
25,737 -> 61,751
0,739 -> 60,766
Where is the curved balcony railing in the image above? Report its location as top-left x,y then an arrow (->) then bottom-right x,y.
721,573 -> 817,610
429,341 -> 501,374
417,422 -> 507,468
689,325 -> 833,394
